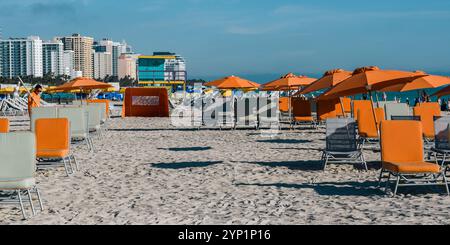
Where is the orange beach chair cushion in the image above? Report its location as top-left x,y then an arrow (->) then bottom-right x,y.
292,98 -> 314,122
35,118 -> 70,159
0,118 -> 9,133
380,120 -> 440,174
413,102 -> 441,139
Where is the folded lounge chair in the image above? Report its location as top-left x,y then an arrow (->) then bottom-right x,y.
414,102 -> 441,140
258,96 -> 280,129
234,97 -> 258,129
322,118 -> 367,170
58,107 -> 94,152
35,118 -> 77,176
85,104 -> 103,136
0,132 -> 44,219
0,118 -> 9,133
384,103 -> 411,122
431,116 -> 450,173
378,120 -> 449,196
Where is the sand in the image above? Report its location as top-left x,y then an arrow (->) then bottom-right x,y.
1,112 -> 450,225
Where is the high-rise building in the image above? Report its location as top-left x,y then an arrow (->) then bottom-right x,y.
137,52 -> 187,87
94,39 -> 125,77
118,53 -> 138,79
42,40 -> 63,76
0,36 -> 43,78
63,50 -> 75,78
93,51 -> 112,79
56,34 -> 94,78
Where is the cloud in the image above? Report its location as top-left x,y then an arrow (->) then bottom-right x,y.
29,2 -> 78,15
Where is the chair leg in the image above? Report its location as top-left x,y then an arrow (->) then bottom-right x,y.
393,176 -> 401,197
27,189 -> 36,216
361,153 -> 368,171
378,169 -> 385,187
17,190 -> 27,220
443,174 -> 450,196
62,158 -> 70,177
323,154 -> 329,170
384,172 -> 392,193
67,156 -> 75,174
34,187 -> 44,211
72,155 -> 79,171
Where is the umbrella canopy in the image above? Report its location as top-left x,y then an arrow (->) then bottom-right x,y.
298,69 -> 352,95
433,85 -> 450,98
204,75 -> 260,89
48,77 -> 113,92
319,66 -> 419,100
374,71 -> 450,92
262,73 -> 316,91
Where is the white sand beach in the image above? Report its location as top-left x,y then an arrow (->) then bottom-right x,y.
1,113 -> 450,225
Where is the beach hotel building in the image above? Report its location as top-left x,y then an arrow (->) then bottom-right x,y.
0,36 -> 43,79
42,40 -> 64,76
118,53 -> 138,80
56,34 -> 94,78
137,52 -> 187,90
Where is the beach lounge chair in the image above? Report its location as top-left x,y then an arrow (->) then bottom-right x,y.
0,118 -> 9,133
390,115 -> 421,121
317,99 -> 339,123
378,120 -> 449,196
413,102 -> 441,140
352,100 -> 372,121
87,99 -> 110,122
257,96 -> 280,129
292,98 -> 317,128
35,118 -> 77,176
431,116 -> 450,173
216,97 -> 235,129
30,107 -> 58,131
357,107 -> 383,146
384,103 -> 410,122
0,132 -> 43,219
58,107 -> 93,152
335,97 -> 352,117
234,97 -> 258,129
85,104 -> 103,136
322,118 -> 367,170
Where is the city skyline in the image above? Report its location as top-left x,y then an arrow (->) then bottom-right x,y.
0,0 -> 450,80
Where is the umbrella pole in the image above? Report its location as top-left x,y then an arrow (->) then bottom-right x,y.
369,91 -> 379,133
339,97 -> 346,118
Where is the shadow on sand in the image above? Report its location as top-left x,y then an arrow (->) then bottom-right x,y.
150,161 -> 223,169
256,139 -> 312,144
235,160 -> 324,171
236,181 -> 385,196
157,147 -> 212,152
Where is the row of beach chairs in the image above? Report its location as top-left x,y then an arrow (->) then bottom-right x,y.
0,99 -> 110,219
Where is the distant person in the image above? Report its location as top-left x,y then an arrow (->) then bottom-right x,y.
441,99 -> 448,111
414,98 -> 420,107
27,84 -> 42,117
382,92 -> 387,101
405,97 -> 410,106
362,94 -> 368,100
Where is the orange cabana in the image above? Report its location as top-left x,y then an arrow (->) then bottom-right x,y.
263,73 -> 316,91
204,76 -> 260,89
48,77 -> 113,92
122,88 -> 169,117
298,69 -> 352,95
0,118 -> 9,133
292,98 -> 314,123
413,102 -> 441,139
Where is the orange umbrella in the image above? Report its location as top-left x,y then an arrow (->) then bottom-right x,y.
262,73 -> 316,91
374,71 -> 450,92
204,75 -> 260,89
432,85 -> 450,98
298,69 -> 352,95
320,66 -> 419,100
320,66 -> 419,131
49,77 -> 113,92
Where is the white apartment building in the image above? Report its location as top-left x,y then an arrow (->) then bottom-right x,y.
42,40 -> 64,76
93,51 -> 112,79
0,36 -> 43,78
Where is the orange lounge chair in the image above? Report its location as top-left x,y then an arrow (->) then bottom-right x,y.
379,120 -> 449,196
413,102 -> 441,139
35,118 -> 77,176
292,98 -> 317,128
317,99 -> 339,122
335,97 -> 352,117
0,118 -> 9,133
352,100 -> 372,121
279,97 -> 289,113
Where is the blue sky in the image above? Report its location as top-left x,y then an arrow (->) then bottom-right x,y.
1,0 -> 450,81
